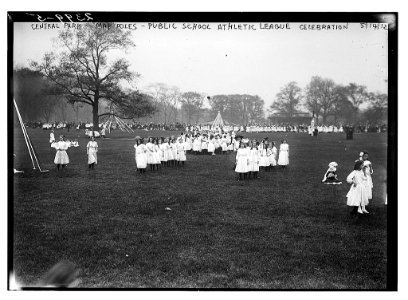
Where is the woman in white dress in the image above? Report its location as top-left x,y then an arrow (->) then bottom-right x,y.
270,142 -> 278,167
53,135 -> 70,171
277,139 -> 289,168
134,139 -> 147,173
235,141 -> 249,181
347,160 -> 369,214
86,136 -> 98,170
361,151 -> 374,200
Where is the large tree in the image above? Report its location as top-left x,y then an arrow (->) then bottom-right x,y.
32,22 -> 152,128
344,83 -> 368,123
180,92 -> 203,123
146,83 -> 180,123
270,81 -> 302,118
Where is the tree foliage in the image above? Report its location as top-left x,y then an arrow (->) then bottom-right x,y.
31,22 -> 154,127
270,81 -> 302,118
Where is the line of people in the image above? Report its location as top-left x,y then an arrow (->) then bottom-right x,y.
134,137 -> 187,174
234,139 -> 289,181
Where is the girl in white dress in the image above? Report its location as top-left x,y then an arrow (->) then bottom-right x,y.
153,139 -> 161,170
134,139 -> 147,173
207,137 -> 216,156
177,138 -> 187,165
146,137 -> 155,171
171,139 -> 178,165
221,135 -> 228,154
277,139 -> 289,168
166,138 -> 174,166
158,138 -> 166,166
346,160 -> 369,214
259,143 -> 270,171
235,142 -> 249,181
192,136 -> 201,155
249,141 -> 260,179
361,151 -> 374,200
53,135 -> 70,171
86,136 -> 98,170
270,142 -> 278,167
201,136 -> 208,155
49,130 -> 55,144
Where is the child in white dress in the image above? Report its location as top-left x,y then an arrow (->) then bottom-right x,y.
207,137 -> 216,156
361,151 -> 373,200
277,139 -> 289,168
53,135 -> 70,171
271,142 -> 278,167
153,139 -> 161,170
134,139 -> 147,173
146,138 -> 155,171
235,142 -> 249,181
346,160 -> 369,214
249,141 -> 260,179
86,136 -> 98,170
177,138 -> 187,165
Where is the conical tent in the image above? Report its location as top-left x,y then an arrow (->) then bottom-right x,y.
212,111 -> 225,128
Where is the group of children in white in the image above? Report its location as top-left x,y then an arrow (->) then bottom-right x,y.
50,130 -> 97,171
48,129 -> 379,214
321,152 -> 375,215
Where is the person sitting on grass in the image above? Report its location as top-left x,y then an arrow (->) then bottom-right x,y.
322,162 -> 342,184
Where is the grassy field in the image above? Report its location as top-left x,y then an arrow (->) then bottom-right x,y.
11,128 -> 388,289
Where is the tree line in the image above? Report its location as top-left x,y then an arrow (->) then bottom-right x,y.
13,22 -> 387,127
270,77 -> 388,125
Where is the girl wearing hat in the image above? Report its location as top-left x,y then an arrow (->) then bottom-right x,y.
207,136 -> 216,156
322,162 -> 342,184
53,135 -> 70,171
277,139 -> 289,168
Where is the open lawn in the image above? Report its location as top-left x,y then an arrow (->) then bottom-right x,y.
12,128 -> 388,289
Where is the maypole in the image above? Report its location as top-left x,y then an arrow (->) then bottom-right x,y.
14,99 -> 48,172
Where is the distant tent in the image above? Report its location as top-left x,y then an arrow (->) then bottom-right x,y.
211,111 -> 225,128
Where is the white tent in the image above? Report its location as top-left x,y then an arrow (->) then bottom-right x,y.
101,115 -> 134,134
211,111 -> 225,128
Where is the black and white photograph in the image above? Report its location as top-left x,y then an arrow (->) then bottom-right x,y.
7,9 -> 397,291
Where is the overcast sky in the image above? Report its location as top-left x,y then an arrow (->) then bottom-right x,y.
14,21 -> 388,111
